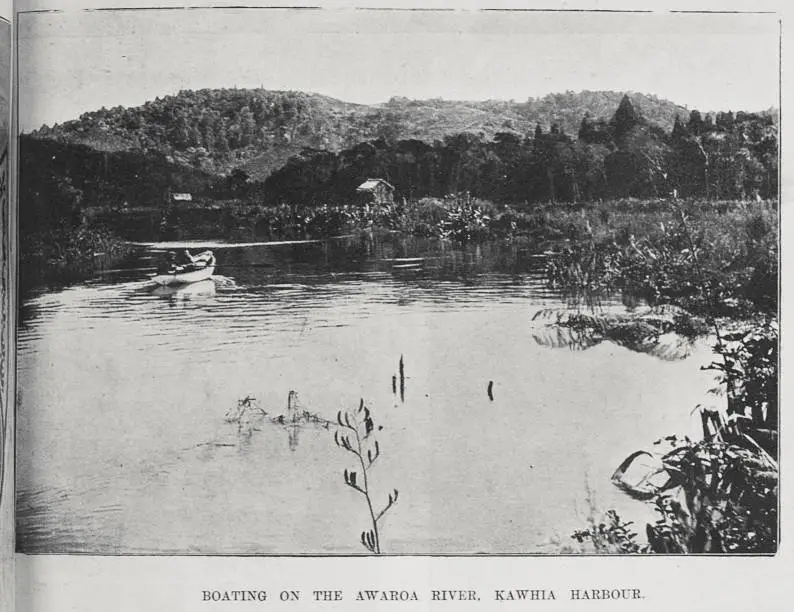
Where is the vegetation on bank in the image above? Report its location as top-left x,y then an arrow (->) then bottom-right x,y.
151,195 -> 546,242
544,198 -> 777,317
21,194 -> 777,291
544,199 -> 779,554
591,313 -> 778,554
20,224 -> 134,288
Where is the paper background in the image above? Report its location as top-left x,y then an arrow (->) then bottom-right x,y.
9,0 -> 792,610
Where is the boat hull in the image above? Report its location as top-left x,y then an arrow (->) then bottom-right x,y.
152,265 -> 215,286
151,278 -> 217,298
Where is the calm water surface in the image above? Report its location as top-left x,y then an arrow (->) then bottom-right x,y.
17,234 -> 715,554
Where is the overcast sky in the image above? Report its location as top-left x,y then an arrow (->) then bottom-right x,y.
17,8 -> 780,132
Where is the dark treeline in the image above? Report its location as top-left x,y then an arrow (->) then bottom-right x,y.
19,137 -> 215,233
263,96 -> 778,206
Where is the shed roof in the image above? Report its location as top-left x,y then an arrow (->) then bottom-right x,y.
356,178 -> 395,192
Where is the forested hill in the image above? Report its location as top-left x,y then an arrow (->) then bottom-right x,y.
29,89 -> 689,180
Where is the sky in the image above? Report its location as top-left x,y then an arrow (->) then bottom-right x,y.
17,7 -> 780,132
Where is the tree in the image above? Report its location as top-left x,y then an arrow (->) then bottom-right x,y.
671,115 -> 689,141
610,95 -> 643,143
214,125 -> 230,154
687,110 -> 705,137
238,105 -> 256,147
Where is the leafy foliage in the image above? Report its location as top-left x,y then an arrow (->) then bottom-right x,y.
616,436 -> 778,554
572,510 -> 647,554
555,196 -> 779,554
705,320 -> 778,457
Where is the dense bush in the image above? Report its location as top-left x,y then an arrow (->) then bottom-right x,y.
544,199 -> 778,317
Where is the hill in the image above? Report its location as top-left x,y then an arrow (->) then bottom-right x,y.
29,89 -> 690,181
20,92 -> 777,254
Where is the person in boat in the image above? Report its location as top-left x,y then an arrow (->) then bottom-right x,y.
159,250 -> 194,274
176,249 -> 197,265
157,251 -> 178,274
174,249 -> 209,272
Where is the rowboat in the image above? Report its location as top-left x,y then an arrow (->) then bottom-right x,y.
151,278 -> 217,298
152,250 -> 216,286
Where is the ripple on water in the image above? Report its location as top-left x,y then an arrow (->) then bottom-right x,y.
16,236 -> 713,554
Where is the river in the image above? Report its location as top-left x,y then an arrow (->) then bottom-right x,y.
16,233 -> 716,554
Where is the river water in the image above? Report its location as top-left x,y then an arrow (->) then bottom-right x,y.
16,234 -> 716,554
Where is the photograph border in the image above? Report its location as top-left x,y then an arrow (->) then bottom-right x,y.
9,0 -> 784,560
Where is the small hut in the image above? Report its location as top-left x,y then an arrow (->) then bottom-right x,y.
356,178 -> 395,205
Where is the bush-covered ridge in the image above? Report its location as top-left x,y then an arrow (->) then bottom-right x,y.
29,89 -> 695,180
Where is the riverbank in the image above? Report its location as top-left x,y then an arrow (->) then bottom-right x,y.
539,198 -> 778,554
21,196 -> 777,298
56,195 -> 781,246
20,225 -> 137,291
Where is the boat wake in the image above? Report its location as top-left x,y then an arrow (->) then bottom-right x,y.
132,238 -> 326,250
211,275 -> 237,288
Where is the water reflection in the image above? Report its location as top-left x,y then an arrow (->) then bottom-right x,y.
530,303 -> 702,361
16,233 -> 715,554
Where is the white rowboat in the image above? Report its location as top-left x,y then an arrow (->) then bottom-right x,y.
152,251 -> 216,286
151,278 -> 217,298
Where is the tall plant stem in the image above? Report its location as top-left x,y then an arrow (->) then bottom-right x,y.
351,425 -> 381,554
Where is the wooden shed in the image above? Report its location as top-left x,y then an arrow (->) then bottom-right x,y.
356,178 -> 395,205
